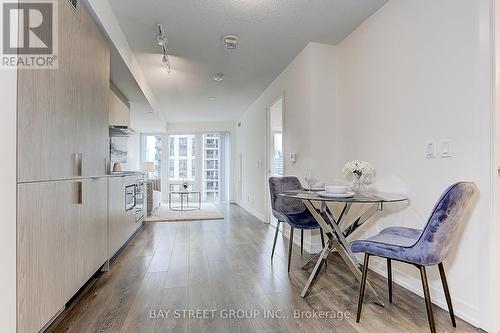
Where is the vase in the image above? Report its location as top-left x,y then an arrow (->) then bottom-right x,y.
352,174 -> 368,195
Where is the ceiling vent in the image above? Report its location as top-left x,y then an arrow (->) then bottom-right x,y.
223,35 -> 239,49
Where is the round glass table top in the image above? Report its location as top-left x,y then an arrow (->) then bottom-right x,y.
279,190 -> 408,203
169,191 -> 201,195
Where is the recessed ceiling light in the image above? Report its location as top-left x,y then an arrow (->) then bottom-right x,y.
209,97 -> 216,101
223,35 -> 239,49
213,73 -> 225,82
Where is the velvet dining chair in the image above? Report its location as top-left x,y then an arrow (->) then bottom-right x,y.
350,182 -> 477,333
268,176 -> 325,272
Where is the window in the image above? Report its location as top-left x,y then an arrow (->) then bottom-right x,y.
205,170 -> 218,180
179,160 -> 187,178
169,159 -> 174,178
168,135 -> 196,181
203,134 -> 220,200
273,132 -> 284,176
205,160 -> 218,170
169,137 -> 175,156
206,149 -> 218,159
141,135 -> 162,179
179,138 -> 188,156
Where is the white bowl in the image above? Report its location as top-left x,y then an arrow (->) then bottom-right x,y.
325,185 -> 348,194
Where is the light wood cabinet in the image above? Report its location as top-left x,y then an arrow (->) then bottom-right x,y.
18,179 -> 108,333
18,181 -> 77,333
78,9 -> 110,177
108,176 -> 142,257
16,2 -> 112,332
17,0 -> 110,182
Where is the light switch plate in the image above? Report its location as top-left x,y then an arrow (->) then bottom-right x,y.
440,140 -> 452,158
426,142 -> 436,158
289,153 -> 297,163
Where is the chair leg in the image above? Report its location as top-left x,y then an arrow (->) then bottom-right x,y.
320,231 -> 327,267
438,263 -> 456,327
419,266 -> 436,333
300,229 -> 304,255
356,254 -> 370,323
271,221 -> 281,260
387,259 -> 393,303
288,227 -> 294,273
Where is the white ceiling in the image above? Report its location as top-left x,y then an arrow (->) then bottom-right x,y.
108,0 -> 387,123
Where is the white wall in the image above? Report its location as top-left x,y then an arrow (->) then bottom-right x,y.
493,0 -> 500,330
336,0 -> 494,329
235,42 -> 338,248
0,65 -> 17,332
120,133 -> 141,171
167,121 -> 234,134
236,0 -> 496,330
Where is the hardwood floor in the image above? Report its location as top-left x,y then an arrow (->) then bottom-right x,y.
49,203 -> 482,333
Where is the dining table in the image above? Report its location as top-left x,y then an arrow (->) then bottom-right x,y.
278,190 -> 408,306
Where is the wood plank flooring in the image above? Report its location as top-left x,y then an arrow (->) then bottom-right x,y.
49,203 -> 483,333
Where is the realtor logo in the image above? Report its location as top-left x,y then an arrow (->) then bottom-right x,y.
1,0 -> 58,69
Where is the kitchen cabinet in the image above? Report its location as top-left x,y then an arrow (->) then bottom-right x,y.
17,178 -> 108,333
108,175 -> 143,257
78,9 -> 110,178
17,0 -> 110,182
17,181 -> 73,333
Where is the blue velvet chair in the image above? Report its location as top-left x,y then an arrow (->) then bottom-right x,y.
269,176 -> 325,272
351,182 -> 477,333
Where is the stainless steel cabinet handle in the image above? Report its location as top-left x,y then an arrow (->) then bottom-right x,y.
75,181 -> 83,204
74,153 -> 83,176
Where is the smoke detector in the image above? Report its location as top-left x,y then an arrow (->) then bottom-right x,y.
213,73 -> 225,82
223,35 -> 239,49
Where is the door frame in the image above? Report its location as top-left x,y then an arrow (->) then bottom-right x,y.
265,95 -> 284,225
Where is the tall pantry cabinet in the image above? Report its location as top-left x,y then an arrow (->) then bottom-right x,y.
16,1 -> 110,332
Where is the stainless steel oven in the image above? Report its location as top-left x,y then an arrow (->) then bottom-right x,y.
125,184 -> 136,211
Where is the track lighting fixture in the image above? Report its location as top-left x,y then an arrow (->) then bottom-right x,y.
157,24 -> 171,73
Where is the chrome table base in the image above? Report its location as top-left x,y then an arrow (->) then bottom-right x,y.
300,200 -> 385,306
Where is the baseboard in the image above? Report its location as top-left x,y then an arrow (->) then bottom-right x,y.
236,201 -> 266,222
368,257 -> 481,329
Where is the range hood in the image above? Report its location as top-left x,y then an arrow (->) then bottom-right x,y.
109,125 -> 135,137
109,83 -> 133,137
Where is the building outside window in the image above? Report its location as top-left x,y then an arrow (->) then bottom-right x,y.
168,135 -> 196,182
179,137 -> 188,156
203,134 -> 220,200
141,135 -> 162,179
273,132 -> 284,176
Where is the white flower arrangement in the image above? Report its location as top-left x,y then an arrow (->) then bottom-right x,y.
342,160 -> 375,179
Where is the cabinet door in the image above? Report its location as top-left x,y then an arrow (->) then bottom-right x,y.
78,8 -> 110,177
69,178 -> 108,295
17,181 -> 78,333
108,177 -> 126,256
17,0 -> 81,182
74,178 -> 108,290
17,0 -> 110,182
